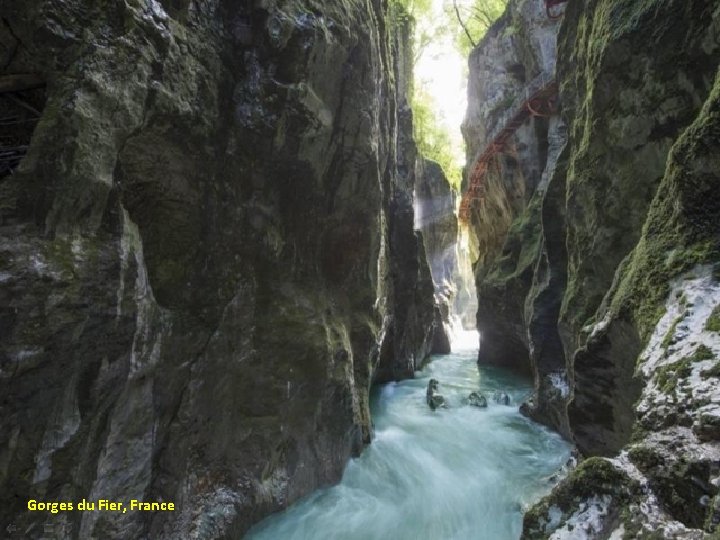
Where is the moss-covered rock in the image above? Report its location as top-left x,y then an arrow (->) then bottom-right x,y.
522,457 -> 638,539
706,305 -> 720,333
463,0 -> 567,378
628,445 -> 718,529
465,0 -> 720,535
0,1 -> 439,538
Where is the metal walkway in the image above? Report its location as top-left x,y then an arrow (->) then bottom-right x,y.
458,0 -> 568,223
459,73 -> 558,222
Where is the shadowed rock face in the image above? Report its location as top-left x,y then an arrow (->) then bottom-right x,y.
466,0 -> 720,536
0,1 -> 438,537
414,158 -> 459,353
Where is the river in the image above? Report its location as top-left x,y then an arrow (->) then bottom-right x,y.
245,331 -> 571,540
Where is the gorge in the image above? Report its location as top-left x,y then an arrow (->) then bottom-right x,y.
1,0 -> 719,539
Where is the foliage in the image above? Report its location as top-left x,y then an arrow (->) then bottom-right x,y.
446,0 -> 509,57
411,87 -> 462,189
389,0 -> 509,190
705,304 -> 720,332
392,0 -> 443,65
393,0 -> 433,16
396,0 -> 509,60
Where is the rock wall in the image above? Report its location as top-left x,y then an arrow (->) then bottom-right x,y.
465,0 -> 720,536
414,158 -> 458,353
415,157 -> 477,337
462,0 -> 566,380
0,1 -> 438,538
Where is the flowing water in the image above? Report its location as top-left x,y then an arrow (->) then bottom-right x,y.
246,331 -> 571,540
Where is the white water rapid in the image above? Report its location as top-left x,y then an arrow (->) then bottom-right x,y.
246,331 -> 571,540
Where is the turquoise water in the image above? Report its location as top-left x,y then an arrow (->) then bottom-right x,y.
245,332 -> 571,540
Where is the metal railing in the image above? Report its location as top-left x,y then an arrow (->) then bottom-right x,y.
482,72 -> 554,156
459,72 -> 558,222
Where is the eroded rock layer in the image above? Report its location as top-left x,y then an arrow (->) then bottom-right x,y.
464,0 -> 720,536
0,1 -> 439,538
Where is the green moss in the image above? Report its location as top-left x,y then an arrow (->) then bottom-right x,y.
692,397 -> 712,409
690,344 -> 714,362
605,71 -> 720,353
660,314 -> 683,352
704,494 -> 720,534
630,424 -> 649,443
486,193 -> 543,284
523,458 -> 638,538
656,358 -> 693,394
706,305 -> 720,333
655,344 -> 716,387
564,456 -> 627,494
628,445 -> 661,471
701,361 -> 720,380
629,440 -> 717,529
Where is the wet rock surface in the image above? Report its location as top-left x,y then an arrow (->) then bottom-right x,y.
414,158 -> 468,350
0,1 -> 440,538
468,391 -> 487,408
426,378 -> 447,410
465,0 -> 720,536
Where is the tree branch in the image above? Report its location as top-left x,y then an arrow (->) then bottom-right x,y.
453,0 -> 477,49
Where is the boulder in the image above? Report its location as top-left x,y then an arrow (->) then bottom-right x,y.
426,378 -> 447,410
493,391 -> 511,405
468,392 -> 488,408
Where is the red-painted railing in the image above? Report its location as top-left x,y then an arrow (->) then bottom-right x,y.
458,74 -> 558,223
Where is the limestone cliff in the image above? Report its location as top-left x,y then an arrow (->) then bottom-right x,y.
462,0 -> 567,385
0,1 -> 438,538
464,0 -> 720,536
414,158 -> 457,353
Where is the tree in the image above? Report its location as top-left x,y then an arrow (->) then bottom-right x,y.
412,87 -> 462,189
446,0 -> 508,57
390,0 -> 508,189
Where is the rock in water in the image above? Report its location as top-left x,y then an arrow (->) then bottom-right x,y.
468,392 -> 488,408
493,391 -> 510,405
426,379 -> 447,410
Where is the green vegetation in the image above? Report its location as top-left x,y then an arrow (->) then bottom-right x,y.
412,87 -> 462,188
690,344 -> 714,362
706,305 -> 720,332
446,0 -> 509,57
603,69 -> 720,348
656,358 -> 693,395
701,362 -> 720,379
392,0 -> 508,57
391,0 -> 508,190
698,344 -> 720,379
522,457 -> 639,538
660,314 -> 683,352
393,0 -> 432,15
629,446 -> 714,530
627,445 -> 662,471
655,345 -> 715,394
486,192 -> 543,283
